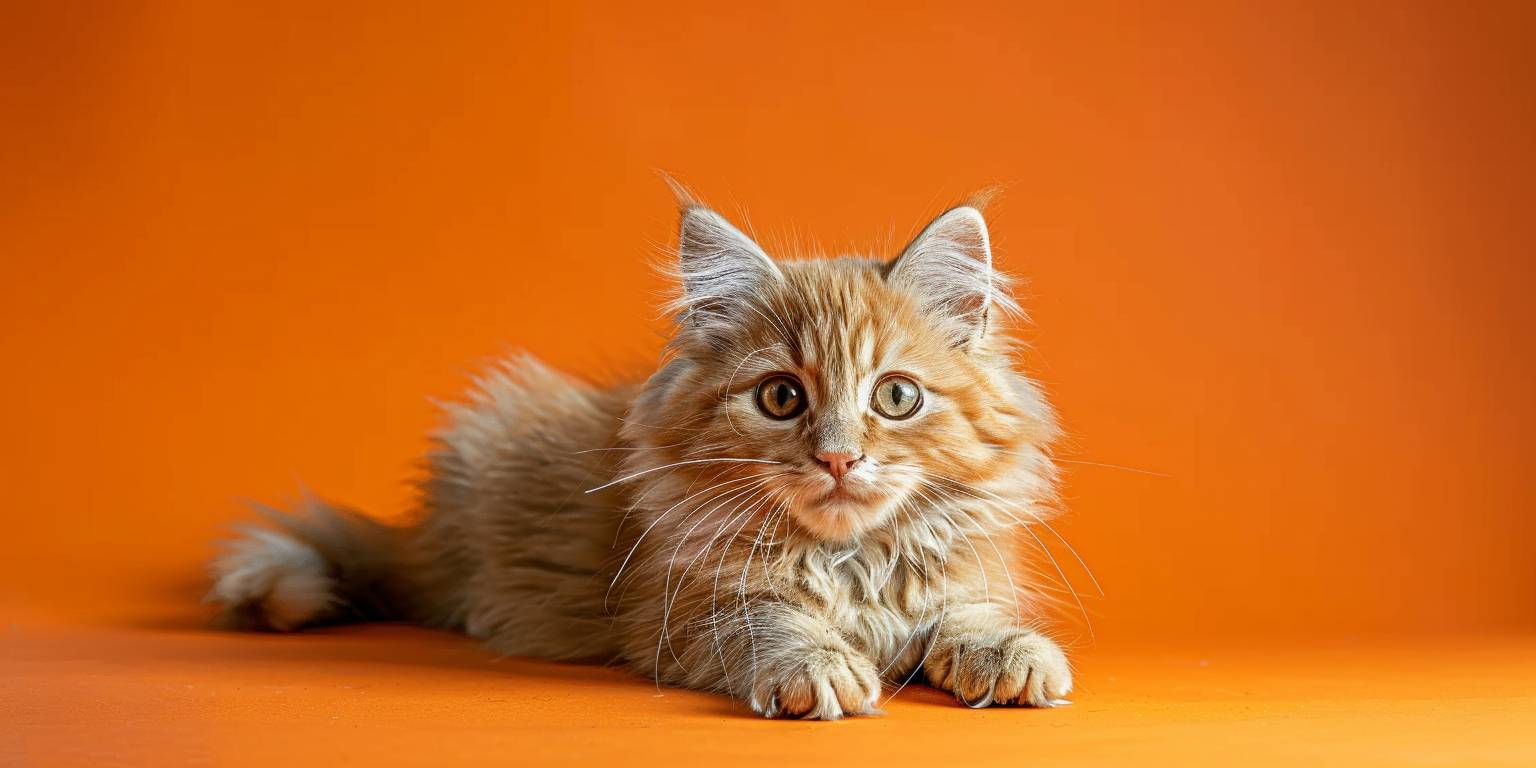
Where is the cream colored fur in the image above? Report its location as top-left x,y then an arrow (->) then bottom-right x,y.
209,196 -> 1073,719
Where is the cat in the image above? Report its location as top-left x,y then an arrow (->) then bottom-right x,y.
208,189 -> 1074,719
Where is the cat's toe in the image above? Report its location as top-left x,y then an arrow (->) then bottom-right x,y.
929,628 -> 1072,709
751,647 -> 882,720
991,631 -> 1072,707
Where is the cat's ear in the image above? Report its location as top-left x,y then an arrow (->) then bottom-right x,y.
671,204 -> 782,329
886,205 -> 1017,347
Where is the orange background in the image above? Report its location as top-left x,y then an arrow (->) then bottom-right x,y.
3,2 -> 1534,765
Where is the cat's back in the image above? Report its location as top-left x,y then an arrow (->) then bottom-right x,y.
429,355 -> 635,496
411,355 -> 638,658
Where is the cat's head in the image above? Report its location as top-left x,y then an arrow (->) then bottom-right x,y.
621,199 -> 1057,543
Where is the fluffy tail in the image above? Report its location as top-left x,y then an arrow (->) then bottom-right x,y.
207,497 -> 415,631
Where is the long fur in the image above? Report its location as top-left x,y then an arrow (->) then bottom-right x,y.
208,198 -> 1074,719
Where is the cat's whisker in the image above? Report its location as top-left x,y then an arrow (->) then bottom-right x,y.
709,496 -> 768,612
878,500 -> 935,678
585,457 -> 781,494
709,493 -> 789,686
926,476 -> 1096,639
572,440 -> 689,455
606,471 -> 774,610
609,464 -> 692,547
994,448 -> 1169,479
756,492 -> 796,605
613,463 -> 737,573
657,484 -> 778,673
713,492 -> 781,691
1053,457 -> 1170,478
928,474 -> 1104,598
657,480 -> 777,660
917,479 -> 1023,619
666,485 -> 779,619
874,532 -> 903,595
908,483 -> 992,605
615,415 -> 710,433
883,507 -> 949,705
739,493 -> 783,598
610,461 -> 741,550
719,345 -> 780,437
1022,518 -> 1103,598
753,507 -> 788,596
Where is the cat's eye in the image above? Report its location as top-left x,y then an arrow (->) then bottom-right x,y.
755,375 -> 807,420
871,374 -> 923,420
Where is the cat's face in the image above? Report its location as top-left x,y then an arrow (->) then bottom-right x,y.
623,204 -> 1056,543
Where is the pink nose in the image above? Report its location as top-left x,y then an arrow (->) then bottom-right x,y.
814,451 -> 864,482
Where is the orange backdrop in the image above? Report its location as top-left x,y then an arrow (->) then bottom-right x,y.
3,1 -> 1534,648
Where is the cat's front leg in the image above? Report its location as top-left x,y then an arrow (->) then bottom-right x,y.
924,603 -> 1072,708
718,602 -> 882,720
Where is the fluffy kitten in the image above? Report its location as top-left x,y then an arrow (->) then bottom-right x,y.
209,193 -> 1073,719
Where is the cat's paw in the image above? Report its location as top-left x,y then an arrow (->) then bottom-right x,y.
925,627 -> 1072,708
748,646 -> 883,720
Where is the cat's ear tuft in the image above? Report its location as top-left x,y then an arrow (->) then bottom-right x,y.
670,204 -> 782,330
886,205 -> 1018,348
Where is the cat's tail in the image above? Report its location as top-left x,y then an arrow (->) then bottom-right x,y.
206,497 -> 417,631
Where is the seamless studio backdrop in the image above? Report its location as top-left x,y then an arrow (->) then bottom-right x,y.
3,2 -> 1534,766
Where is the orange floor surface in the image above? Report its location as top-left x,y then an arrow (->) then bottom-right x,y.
6,616 -> 1534,767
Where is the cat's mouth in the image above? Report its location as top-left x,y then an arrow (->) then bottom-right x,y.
805,474 -> 879,507
791,494 -> 893,541
821,484 -> 860,501
783,473 -> 898,540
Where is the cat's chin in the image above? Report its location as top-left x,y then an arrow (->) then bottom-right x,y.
788,491 -> 896,542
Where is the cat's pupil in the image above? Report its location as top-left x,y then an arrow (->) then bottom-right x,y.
890,384 -> 907,406
775,384 -> 792,408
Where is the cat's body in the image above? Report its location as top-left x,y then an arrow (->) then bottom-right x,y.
210,195 -> 1074,719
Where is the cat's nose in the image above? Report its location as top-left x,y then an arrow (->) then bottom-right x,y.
814,450 -> 864,482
